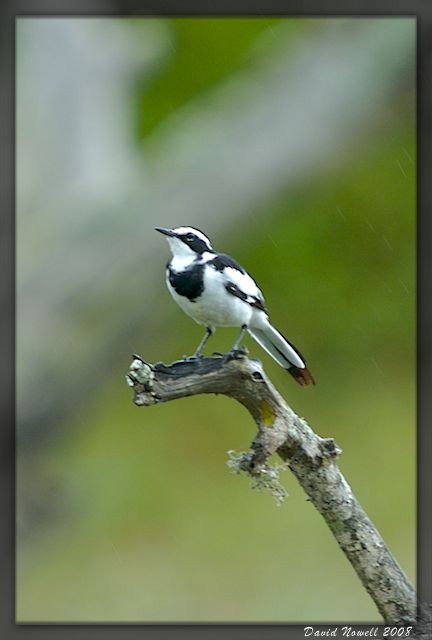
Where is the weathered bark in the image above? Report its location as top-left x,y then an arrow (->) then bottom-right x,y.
126,353 -> 416,625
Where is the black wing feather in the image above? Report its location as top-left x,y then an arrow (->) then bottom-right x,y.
209,253 -> 267,312
224,282 -> 267,313
209,253 -> 246,274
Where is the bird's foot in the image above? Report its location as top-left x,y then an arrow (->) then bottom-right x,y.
225,346 -> 249,361
182,353 -> 203,362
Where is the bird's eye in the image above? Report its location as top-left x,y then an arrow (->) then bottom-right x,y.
186,234 -> 194,241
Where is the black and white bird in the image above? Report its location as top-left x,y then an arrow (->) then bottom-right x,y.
155,226 -> 315,386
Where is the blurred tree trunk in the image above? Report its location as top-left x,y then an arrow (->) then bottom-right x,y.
16,18 -> 414,445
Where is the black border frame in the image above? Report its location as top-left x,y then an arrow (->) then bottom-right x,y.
1,1 -> 431,639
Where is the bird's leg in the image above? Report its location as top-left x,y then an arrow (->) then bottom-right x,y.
191,326 -> 214,358
228,324 -> 248,355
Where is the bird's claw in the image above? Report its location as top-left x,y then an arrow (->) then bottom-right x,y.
225,346 -> 249,361
182,354 -> 203,362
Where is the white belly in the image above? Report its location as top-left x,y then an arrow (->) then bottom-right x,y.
167,268 -> 254,328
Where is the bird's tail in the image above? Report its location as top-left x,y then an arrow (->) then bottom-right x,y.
247,322 -> 315,386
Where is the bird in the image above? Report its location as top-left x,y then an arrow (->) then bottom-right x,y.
155,226 -> 315,386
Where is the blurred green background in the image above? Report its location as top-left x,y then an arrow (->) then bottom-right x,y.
16,17 -> 415,622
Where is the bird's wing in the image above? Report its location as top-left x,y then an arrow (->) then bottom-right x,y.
209,254 -> 267,313
207,253 -> 267,312
225,281 -> 267,312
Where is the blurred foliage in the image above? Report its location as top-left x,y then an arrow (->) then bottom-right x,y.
17,17 -> 415,623
133,17 -> 300,139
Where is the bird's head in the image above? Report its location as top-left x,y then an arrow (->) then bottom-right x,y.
155,226 -> 213,258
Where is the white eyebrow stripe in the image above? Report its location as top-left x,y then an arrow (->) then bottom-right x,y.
174,227 -> 212,246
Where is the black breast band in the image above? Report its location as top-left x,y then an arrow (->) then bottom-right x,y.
168,264 -> 204,301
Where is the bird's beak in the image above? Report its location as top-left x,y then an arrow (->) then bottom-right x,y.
155,227 -> 176,237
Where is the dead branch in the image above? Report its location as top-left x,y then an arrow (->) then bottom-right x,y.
126,353 -> 416,625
